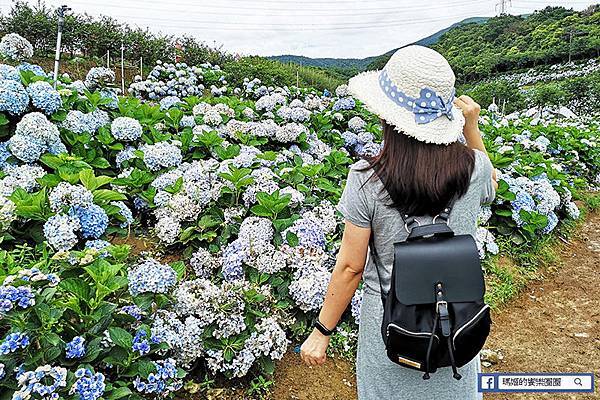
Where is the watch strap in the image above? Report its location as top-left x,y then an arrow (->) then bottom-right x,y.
313,318 -> 334,336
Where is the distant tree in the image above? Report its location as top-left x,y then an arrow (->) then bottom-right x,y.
530,82 -> 566,111
463,80 -> 526,113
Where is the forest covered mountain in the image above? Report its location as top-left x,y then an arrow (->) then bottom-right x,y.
271,6 -> 600,82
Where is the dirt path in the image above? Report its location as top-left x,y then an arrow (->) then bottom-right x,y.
272,212 -> 600,399
484,212 -> 600,399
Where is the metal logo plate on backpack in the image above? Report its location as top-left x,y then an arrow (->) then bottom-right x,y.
397,356 -> 421,369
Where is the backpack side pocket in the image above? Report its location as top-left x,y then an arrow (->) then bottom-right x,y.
452,304 -> 492,367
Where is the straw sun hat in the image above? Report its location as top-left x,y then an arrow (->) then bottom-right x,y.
348,45 -> 465,145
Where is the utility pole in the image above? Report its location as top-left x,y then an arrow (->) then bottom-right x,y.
120,40 -> 125,94
140,56 -> 143,80
495,0 -> 511,15
568,30 -> 574,62
565,28 -> 587,63
53,5 -> 71,88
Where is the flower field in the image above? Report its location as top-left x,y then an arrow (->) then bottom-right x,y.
0,32 -> 599,399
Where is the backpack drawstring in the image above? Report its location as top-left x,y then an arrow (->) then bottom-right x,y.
446,336 -> 462,380
422,313 -> 439,380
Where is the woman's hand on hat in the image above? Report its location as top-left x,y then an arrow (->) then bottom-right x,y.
454,95 -> 481,127
300,328 -> 330,366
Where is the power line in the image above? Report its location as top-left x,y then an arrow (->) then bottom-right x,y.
66,0 -> 490,13
105,12 -> 485,31
103,13 -> 492,28
63,0 -> 492,18
143,0 -> 465,4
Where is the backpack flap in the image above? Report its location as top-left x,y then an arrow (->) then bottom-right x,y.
393,234 -> 485,305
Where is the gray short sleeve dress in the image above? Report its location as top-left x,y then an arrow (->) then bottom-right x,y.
337,149 -> 496,400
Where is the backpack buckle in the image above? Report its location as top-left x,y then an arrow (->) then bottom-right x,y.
432,208 -> 451,224
404,216 -> 421,233
436,300 -> 448,314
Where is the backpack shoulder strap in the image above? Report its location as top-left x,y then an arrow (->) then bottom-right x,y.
368,232 -> 388,308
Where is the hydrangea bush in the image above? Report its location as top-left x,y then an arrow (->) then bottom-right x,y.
0,32 -> 598,398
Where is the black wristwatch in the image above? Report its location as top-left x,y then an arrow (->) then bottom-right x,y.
313,318 -> 335,336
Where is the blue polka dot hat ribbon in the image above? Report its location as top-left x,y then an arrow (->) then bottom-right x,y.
378,69 -> 455,124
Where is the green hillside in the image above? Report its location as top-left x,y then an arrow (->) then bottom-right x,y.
434,5 -> 600,81
414,16 -> 489,46
268,55 -> 374,72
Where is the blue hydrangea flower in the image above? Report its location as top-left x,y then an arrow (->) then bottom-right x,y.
133,197 -> 149,211
99,88 -> 118,109
70,368 -> 105,400
0,285 -> 35,313
565,202 -> 580,220
542,211 -> 559,234
0,33 -> 33,61
0,141 -> 11,169
132,330 -> 151,355
289,267 -> 331,312
85,239 -> 111,257
85,67 -> 115,89
16,62 -> 46,77
15,365 -> 67,400
26,81 -> 62,115
133,358 -> 181,395
0,64 -> 20,81
351,288 -> 363,324
65,336 -> 86,359
8,112 -> 62,162
8,134 -> 45,163
47,139 -> 67,155
43,214 -> 80,251
332,97 -> 355,111
87,109 -> 110,131
221,238 -> 248,282
140,141 -> 183,171
510,190 -> 536,226
111,201 -> 133,228
0,332 -> 30,354
159,96 -> 182,110
0,79 -> 29,115
62,108 -> 110,135
69,204 -> 109,239
120,304 -> 144,320
284,218 -> 326,249
111,117 -> 143,141
127,258 -> 177,296
341,130 -> 359,147
179,115 -> 196,128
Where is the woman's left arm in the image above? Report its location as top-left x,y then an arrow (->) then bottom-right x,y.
300,220 -> 371,366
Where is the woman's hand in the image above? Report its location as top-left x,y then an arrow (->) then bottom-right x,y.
300,328 -> 331,366
454,95 -> 481,127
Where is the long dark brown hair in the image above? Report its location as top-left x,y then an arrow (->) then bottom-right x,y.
360,121 -> 475,216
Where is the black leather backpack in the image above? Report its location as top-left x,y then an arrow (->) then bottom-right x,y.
370,206 -> 492,380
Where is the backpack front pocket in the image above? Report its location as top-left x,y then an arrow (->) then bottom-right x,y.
386,323 -> 440,371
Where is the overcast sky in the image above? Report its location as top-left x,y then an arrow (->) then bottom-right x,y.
0,0 -> 597,58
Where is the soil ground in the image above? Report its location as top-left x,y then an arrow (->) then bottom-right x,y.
271,212 -> 600,400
